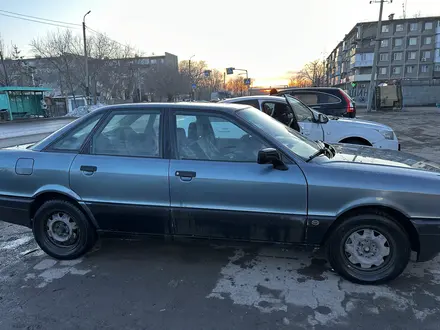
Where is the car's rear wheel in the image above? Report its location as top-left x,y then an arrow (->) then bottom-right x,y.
326,212 -> 410,284
33,200 -> 97,260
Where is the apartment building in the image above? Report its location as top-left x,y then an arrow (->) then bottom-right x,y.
326,16 -> 440,105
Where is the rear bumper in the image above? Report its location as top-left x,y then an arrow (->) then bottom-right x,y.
0,195 -> 32,228
412,218 -> 440,262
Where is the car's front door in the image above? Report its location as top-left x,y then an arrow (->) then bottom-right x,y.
69,108 -> 170,234
168,110 -> 308,243
284,95 -> 324,142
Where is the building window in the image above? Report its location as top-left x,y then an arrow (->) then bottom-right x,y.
423,51 -> 431,59
410,23 -> 418,31
392,67 -> 402,74
361,53 -> 367,61
409,37 -> 417,46
421,65 -> 429,73
382,25 -> 390,33
379,67 -> 387,75
394,38 -> 403,47
151,59 -> 157,64
380,39 -> 389,47
425,22 -> 433,30
393,52 -> 403,61
380,53 -> 389,61
424,36 -> 432,45
408,51 -> 417,60
396,24 -> 404,32
406,66 -> 414,73
435,65 -> 440,72
160,58 -> 164,64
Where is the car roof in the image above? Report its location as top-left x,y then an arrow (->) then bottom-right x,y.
222,95 -> 287,103
278,87 -> 342,93
92,102 -> 248,115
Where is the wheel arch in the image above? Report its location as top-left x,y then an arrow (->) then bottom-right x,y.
339,136 -> 372,146
30,186 -> 98,229
321,205 -> 420,254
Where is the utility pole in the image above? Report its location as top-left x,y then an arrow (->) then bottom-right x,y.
82,10 -> 91,104
0,49 -> 10,86
367,0 -> 391,112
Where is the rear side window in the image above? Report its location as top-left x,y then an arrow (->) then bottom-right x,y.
291,93 -> 319,105
292,92 -> 340,105
91,112 -> 161,158
52,115 -> 103,151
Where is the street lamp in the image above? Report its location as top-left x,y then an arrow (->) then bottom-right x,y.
82,10 -> 91,104
188,55 -> 195,101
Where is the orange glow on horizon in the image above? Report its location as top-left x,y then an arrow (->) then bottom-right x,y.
252,78 -> 289,88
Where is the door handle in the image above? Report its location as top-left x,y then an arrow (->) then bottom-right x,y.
175,171 -> 196,178
175,171 -> 196,181
80,165 -> 97,173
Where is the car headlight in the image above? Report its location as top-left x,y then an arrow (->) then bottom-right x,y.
377,130 -> 395,140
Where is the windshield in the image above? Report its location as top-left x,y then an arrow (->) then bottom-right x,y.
237,107 -> 320,159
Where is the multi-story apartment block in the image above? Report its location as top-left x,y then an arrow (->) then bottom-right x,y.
326,16 -> 440,105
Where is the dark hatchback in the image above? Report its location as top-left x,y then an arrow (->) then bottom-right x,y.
276,87 -> 356,118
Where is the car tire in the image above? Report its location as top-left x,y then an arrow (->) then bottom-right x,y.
326,212 -> 410,284
33,200 -> 97,260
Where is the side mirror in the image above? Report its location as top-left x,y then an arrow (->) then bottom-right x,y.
318,113 -> 329,124
257,148 -> 288,171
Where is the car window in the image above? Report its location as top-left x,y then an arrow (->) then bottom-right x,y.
233,99 -> 260,109
91,112 -> 160,157
284,96 -> 314,122
262,102 -> 295,126
175,114 -> 267,162
52,115 -> 103,151
237,107 -> 319,160
291,93 -> 319,105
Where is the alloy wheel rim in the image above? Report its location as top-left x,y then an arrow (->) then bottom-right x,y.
344,228 -> 391,270
45,212 -> 79,247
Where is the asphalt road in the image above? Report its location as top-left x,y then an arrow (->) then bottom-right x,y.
1,108 -> 440,330
0,118 -> 75,148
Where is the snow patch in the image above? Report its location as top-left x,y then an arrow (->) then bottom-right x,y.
66,103 -> 105,117
208,248 -> 440,327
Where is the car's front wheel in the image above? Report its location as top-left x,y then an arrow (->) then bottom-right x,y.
33,200 -> 97,260
326,212 -> 410,284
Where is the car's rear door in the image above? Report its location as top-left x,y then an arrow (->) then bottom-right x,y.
69,107 -> 170,235
168,108 -> 308,243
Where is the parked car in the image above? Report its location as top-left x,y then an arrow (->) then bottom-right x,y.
1,103 -> 440,284
275,87 -> 356,118
222,95 -> 399,150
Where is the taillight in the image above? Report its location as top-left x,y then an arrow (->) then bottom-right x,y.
341,92 -> 355,113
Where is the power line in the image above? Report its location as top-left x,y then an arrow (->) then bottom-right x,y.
86,26 -> 131,49
0,9 -> 80,26
0,12 -> 80,29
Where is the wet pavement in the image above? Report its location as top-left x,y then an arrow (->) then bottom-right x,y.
1,107 -> 440,329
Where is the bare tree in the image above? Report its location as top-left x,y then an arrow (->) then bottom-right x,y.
31,29 -> 84,97
297,60 -> 326,87
225,76 -> 250,96
0,34 -> 10,86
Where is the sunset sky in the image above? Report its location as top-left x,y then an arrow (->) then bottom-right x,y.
1,0 -> 439,87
